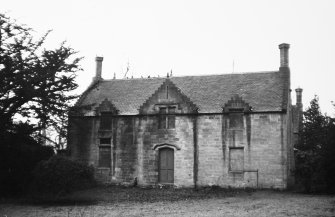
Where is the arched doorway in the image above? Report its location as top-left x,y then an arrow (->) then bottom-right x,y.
159,148 -> 174,184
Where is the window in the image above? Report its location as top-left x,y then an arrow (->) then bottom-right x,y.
229,113 -> 244,129
99,138 -> 111,167
229,147 -> 244,172
159,107 -> 176,129
100,114 -> 112,130
100,138 -> 111,144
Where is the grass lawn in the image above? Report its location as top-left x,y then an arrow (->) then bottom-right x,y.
0,186 -> 334,217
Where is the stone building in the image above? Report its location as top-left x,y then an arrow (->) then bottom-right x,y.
68,43 -> 302,189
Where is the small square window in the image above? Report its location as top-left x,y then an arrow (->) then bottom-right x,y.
100,114 -> 112,130
100,138 -> 111,144
229,113 -> 244,128
159,107 -> 176,129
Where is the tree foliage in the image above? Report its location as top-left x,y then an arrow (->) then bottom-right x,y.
295,96 -> 335,193
0,14 -> 83,195
0,123 -> 54,195
0,14 -> 82,144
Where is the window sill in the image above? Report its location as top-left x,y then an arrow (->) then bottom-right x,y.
97,167 -> 111,170
229,170 -> 244,174
158,128 -> 176,131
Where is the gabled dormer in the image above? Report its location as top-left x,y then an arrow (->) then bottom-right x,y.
139,79 -> 198,115
223,95 -> 252,130
222,95 -> 252,113
96,98 -> 118,130
95,98 -> 118,115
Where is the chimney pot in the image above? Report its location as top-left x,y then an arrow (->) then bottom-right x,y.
94,56 -> 103,81
279,43 -> 290,68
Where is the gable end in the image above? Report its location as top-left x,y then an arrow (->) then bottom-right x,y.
139,79 -> 198,114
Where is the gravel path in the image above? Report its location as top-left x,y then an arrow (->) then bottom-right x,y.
0,191 -> 334,217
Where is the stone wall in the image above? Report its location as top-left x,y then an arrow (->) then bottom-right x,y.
196,113 -> 288,189
135,115 -> 195,187
68,111 -> 293,189
68,116 -> 97,165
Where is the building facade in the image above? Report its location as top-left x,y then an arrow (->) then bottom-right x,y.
68,43 -> 302,189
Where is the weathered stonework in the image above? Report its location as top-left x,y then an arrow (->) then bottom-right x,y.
69,111 -> 295,188
68,43 -> 299,189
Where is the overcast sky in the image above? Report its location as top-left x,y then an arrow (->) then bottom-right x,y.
3,0 -> 335,115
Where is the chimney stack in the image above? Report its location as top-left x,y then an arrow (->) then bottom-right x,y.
279,43 -> 290,68
94,56 -> 103,81
295,88 -> 303,106
295,88 -> 303,134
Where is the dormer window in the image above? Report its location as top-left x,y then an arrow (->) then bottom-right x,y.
223,95 -> 250,130
100,113 -> 113,130
229,113 -> 244,129
159,106 -> 176,129
223,95 -> 251,113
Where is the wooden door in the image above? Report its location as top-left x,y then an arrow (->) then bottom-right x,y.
159,148 -> 174,184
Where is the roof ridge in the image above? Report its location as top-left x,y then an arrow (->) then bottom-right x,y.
102,77 -> 166,82
100,71 -> 280,82
170,71 -> 279,78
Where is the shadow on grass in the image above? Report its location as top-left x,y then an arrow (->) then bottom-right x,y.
1,185 -> 255,206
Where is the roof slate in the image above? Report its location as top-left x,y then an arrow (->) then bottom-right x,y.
76,71 -> 289,115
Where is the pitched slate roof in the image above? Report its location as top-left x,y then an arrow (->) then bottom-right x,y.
75,71 -> 289,115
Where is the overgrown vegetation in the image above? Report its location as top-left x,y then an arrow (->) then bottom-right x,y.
0,123 -> 54,195
31,156 -> 96,195
0,14 -> 83,196
295,96 -> 335,193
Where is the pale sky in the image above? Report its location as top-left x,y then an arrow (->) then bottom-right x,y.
3,0 -> 335,115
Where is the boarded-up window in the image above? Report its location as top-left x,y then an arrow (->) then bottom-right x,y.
99,138 -> 111,167
100,114 -> 112,130
159,107 -> 176,129
229,147 -> 244,172
229,113 -> 244,128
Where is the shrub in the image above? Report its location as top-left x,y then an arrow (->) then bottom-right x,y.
31,156 -> 96,194
0,128 -> 54,196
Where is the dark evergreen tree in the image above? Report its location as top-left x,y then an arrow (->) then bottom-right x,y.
295,96 -> 335,193
0,14 -> 82,195
0,13 -> 82,145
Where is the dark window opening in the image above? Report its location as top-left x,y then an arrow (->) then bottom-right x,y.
100,138 -> 111,144
229,113 -> 244,128
159,107 -> 176,129
100,115 -> 112,130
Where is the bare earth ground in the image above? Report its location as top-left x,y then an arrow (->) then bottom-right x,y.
0,187 -> 334,217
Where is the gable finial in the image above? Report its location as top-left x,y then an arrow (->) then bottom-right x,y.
113,72 -> 116,79
170,69 -> 173,77
167,72 -> 169,78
